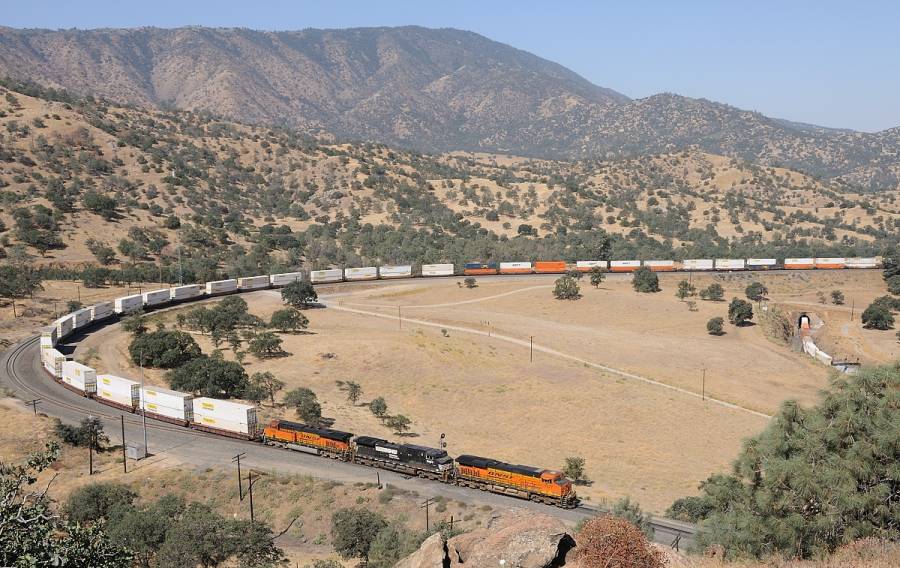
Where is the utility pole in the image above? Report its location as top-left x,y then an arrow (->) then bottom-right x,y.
121,415 -> 127,474
420,497 -> 437,531
24,399 -> 41,415
178,246 -> 183,286
11,299 -> 16,318
850,299 -> 855,322
76,284 -> 81,303
247,471 -> 260,523
530,336 -> 534,363
233,453 -> 246,500
701,368 -> 706,401
140,350 -> 148,456
88,414 -> 94,475
398,305 -> 402,330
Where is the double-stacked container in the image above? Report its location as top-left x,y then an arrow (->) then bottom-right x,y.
55,314 -> 75,340
91,302 -> 115,322
310,269 -> 344,283
576,261 -> 607,272
115,294 -> 144,314
643,260 -> 675,272
143,289 -> 171,307
499,262 -> 533,274
72,307 -> 93,330
746,258 -> 777,270
683,259 -> 714,271
42,348 -> 66,378
170,284 -> 201,302
715,259 -> 746,271
610,260 -> 641,272
60,361 -> 97,395
421,264 -> 454,277
269,272 -> 304,287
205,279 -> 238,296
40,325 -> 58,347
344,267 -> 378,281
237,275 -> 270,291
379,265 -> 412,279
140,386 -> 194,425
96,374 -> 140,410
192,397 -> 258,438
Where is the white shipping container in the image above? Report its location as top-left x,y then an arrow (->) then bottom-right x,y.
610,260 -> 641,270
683,259 -> 715,271
91,302 -> 114,321
142,401 -> 193,422
576,261 -> 608,270
40,325 -> 58,346
643,260 -> 675,270
40,336 -> 54,350
499,262 -> 533,272
115,294 -> 144,314
72,308 -> 93,329
344,267 -> 378,281
61,361 -> 97,394
56,315 -> 74,339
143,289 -> 171,306
194,415 -> 254,435
238,275 -> 270,290
421,263 -> 455,277
814,257 -> 847,267
310,269 -> 343,283
140,386 -> 193,416
96,376 -> 139,407
206,279 -> 238,295
42,348 -> 65,378
269,272 -> 304,287
379,265 -> 413,279
170,284 -> 201,301
784,258 -> 815,267
746,258 -> 777,268
846,257 -> 879,269
192,397 -> 257,424
715,259 -> 746,270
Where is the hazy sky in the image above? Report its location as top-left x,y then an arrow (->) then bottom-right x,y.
6,1 -> 899,132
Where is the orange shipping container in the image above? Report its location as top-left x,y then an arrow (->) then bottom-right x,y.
533,261 -> 567,273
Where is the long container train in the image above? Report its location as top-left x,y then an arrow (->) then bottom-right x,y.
38,255 -> 884,508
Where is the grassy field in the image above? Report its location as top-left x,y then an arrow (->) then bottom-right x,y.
75,270 -> 896,512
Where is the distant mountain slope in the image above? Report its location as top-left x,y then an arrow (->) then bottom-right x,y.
0,25 -> 898,188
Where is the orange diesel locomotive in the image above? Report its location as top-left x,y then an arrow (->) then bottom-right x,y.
263,419 -> 353,458
455,454 -> 578,508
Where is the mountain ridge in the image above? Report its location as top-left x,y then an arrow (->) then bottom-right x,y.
0,25 -> 898,189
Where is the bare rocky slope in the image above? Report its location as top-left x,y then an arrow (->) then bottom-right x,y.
1,26 -> 899,187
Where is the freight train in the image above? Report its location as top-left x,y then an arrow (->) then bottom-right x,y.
36,255 -> 884,508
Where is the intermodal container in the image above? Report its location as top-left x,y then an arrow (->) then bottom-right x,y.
814,258 -> 846,269
610,260 -> 641,272
114,294 -> 144,314
746,258 -> 777,269
715,259 -> 746,271
140,386 -> 193,421
344,267 -> 378,281
845,257 -> 879,269
40,325 -> 58,347
784,258 -> 815,270
310,269 -> 344,283
42,348 -> 65,378
270,272 -> 304,287
142,289 -> 171,307
643,260 -> 675,272
379,265 -> 413,279
192,397 -> 257,436
96,374 -> 139,408
61,361 -> 97,394
499,262 -> 533,274
533,261 -> 567,274
71,308 -> 93,329
205,279 -> 238,295
463,262 -> 499,275
55,315 -> 75,339
683,259 -> 714,271
576,261 -> 607,272
170,284 -> 201,301
237,275 -> 270,290
421,263 -> 455,277
91,302 -> 115,322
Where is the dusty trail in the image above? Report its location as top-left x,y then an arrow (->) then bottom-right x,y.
340,284 -> 554,309
317,294 -> 772,420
